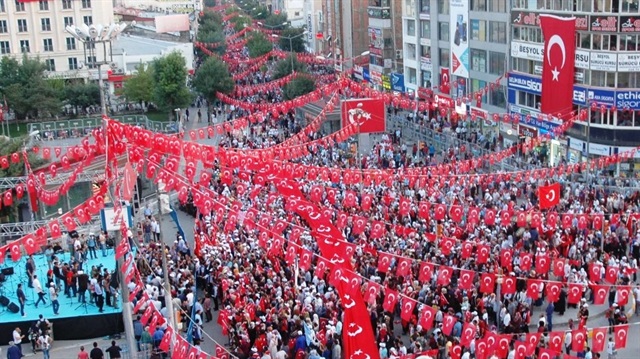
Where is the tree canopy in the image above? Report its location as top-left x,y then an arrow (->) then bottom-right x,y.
279,28 -> 307,52
272,54 -> 307,80
263,13 -> 288,29
246,32 -> 273,58
151,52 -> 193,112
0,56 -> 62,120
123,63 -> 153,105
193,57 -> 234,103
283,76 -> 315,101
64,82 -> 100,110
197,10 -> 227,55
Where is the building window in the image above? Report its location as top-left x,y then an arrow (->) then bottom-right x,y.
421,70 -> 432,88
618,72 -> 640,88
490,85 -> 506,108
41,18 -> 51,31
488,21 -> 506,44
470,49 -> 487,72
420,45 -> 430,57
407,20 -> 415,36
421,20 -> 430,38
68,57 -> 78,70
17,19 -> 27,32
0,0 -> 5,12
620,34 -> 639,51
0,20 -> 6,33
87,55 -> 96,66
14,0 -> 24,11
419,0 -> 430,13
43,38 -> 53,52
471,0 -> 486,11
439,48 -> 450,68
83,16 -> 92,25
64,17 -> 73,27
62,0 -> 71,9
517,90 -> 540,109
471,20 -> 486,41
45,59 -> 55,72
0,41 -> 9,54
81,0 -> 91,8
513,26 -> 543,43
406,43 -> 416,60
621,0 -> 640,13
438,22 -> 449,41
38,0 -> 48,10
437,0 -> 449,14
489,51 -> 505,75
592,34 -> 617,51
408,67 -> 417,85
19,40 -> 30,53
488,0 -> 507,12
66,37 -> 76,50
590,70 -> 616,88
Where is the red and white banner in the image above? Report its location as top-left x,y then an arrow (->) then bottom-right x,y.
539,15 -> 576,119
341,98 -> 386,133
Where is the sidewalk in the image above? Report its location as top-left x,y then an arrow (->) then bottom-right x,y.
529,299 -> 608,330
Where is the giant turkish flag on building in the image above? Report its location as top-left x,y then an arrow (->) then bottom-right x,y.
540,15 -> 576,120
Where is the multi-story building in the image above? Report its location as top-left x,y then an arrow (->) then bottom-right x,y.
402,0 -> 508,122
320,0 -> 368,72
508,1 -> 640,175
0,0 -> 114,79
366,0 -> 403,91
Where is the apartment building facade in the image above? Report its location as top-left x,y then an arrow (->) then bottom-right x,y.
0,0 -> 114,78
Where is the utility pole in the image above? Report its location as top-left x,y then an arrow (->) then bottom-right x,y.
156,182 -> 178,336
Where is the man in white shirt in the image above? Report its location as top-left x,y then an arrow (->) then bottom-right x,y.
33,275 -> 46,308
564,331 -> 572,355
13,327 -> 25,356
49,283 -> 59,315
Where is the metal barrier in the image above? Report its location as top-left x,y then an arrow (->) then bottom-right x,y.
27,114 -> 178,138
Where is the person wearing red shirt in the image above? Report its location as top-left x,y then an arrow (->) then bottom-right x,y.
77,346 -> 89,359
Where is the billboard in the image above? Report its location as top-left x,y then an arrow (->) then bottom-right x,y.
341,98 -> 386,133
155,14 -> 190,33
450,0 -> 469,78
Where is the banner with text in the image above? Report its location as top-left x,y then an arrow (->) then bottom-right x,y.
450,0 -> 469,78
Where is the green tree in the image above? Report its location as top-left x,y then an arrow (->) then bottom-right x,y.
279,28 -> 307,52
123,63 -> 154,105
0,56 -> 61,120
272,54 -> 307,80
263,13 -> 288,29
203,0 -> 217,7
151,52 -> 192,112
246,32 -> 273,58
193,56 -> 234,104
250,5 -> 269,19
64,82 -> 100,111
230,15 -> 252,32
282,76 -> 315,101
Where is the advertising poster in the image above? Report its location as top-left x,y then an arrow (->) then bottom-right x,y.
450,0 -> 469,78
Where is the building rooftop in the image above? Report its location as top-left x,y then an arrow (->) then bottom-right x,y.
111,35 -> 184,56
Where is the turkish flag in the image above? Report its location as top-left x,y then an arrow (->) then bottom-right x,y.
614,325 -> 628,349
440,67 -> 450,94
460,322 -> 477,347
495,335 -> 511,358
449,205 -> 463,223
434,204 -> 446,220
520,253 -> 533,271
458,269 -> 475,290
22,234 -> 39,255
477,244 -> 490,264
441,314 -> 457,336
215,345 -> 229,359
158,326 -> 173,352
591,327 -> 607,352
500,249 -> 513,270
617,286 -> 631,305
516,211 -> 527,227
475,339 -> 489,359
571,329 -> 587,353
377,253 -> 393,273
419,262 -> 434,283
525,333 -> 541,356
567,283 -> 583,304
591,284 -> 608,305
593,214 -> 604,229
485,209 -> 496,225
554,258 -> 566,277
527,279 -> 542,299
547,212 -> 559,227
419,305 -> 436,330
562,214 -> 573,229
514,341 -> 527,359
172,336 -> 189,359
479,273 -> 496,294
450,345 -> 462,359
461,242 -> 473,259
538,348 -> 557,359
530,211 -> 542,229
539,182 -> 561,209
589,263 -> 603,282
502,276 -> 517,295
536,253 -> 550,273
540,15 -> 576,119
467,206 -> 479,224
418,201 -> 430,220
437,266 -> 453,286
500,210 -> 511,226
605,266 -> 619,284
364,282 -> 380,304
545,281 -> 562,303
439,237 -> 455,255
400,299 -> 416,322
396,258 -> 412,277
548,331 -> 564,352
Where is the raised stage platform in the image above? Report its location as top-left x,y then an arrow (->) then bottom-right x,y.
0,248 -> 124,340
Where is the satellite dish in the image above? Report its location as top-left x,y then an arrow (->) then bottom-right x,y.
110,62 -> 118,69
78,61 -> 85,70
29,130 -> 40,137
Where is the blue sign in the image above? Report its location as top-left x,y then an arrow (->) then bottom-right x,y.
391,73 -> 405,92
615,90 -> 640,110
587,88 -> 616,107
572,86 -> 587,106
363,67 -> 370,82
507,73 -> 542,94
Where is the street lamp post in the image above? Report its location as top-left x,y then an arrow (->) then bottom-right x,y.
66,22 -> 139,358
257,21 -> 288,30
272,31 -> 309,74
